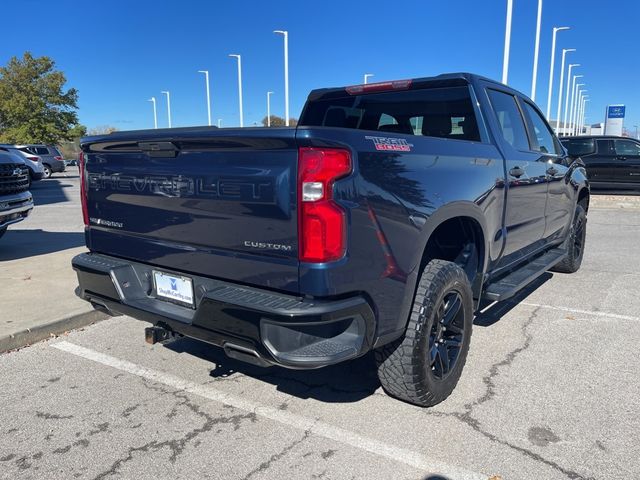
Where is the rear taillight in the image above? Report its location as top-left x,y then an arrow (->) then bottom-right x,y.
26,155 -> 40,162
54,156 -> 63,161
79,152 -> 89,226
298,147 -> 351,262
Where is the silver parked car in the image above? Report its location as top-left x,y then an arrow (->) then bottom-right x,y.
0,145 -> 45,187
15,144 -> 65,178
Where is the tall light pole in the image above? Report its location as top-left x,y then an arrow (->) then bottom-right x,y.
562,64 -> 579,135
569,82 -> 584,133
580,98 -> 590,135
198,70 -> 212,126
530,0 -> 543,101
502,0 -> 513,84
274,30 -> 289,126
555,48 -> 575,131
267,91 -> 274,127
228,54 -> 243,127
364,73 -> 374,84
546,26 -> 570,119
568,79 -> 583,135
574,90 -> 586,135
574,94 -> 587,135
148,97 -> 157,129
161,91 -> 172,128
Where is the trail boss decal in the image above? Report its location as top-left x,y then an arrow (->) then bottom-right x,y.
365,136 -> 413,152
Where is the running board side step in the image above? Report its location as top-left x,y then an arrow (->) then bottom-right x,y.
482,248 -> 567,302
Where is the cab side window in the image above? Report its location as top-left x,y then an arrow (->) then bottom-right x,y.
487,89 -> 530,151
596,139 -> 614,155
614,139 -> 640,156
521,101 -> 561,154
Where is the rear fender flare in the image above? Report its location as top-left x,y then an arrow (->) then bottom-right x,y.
379,202 -> 489,345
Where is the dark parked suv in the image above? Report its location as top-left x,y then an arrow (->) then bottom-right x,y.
16,144 -> 66,178
561,136 -> 640,192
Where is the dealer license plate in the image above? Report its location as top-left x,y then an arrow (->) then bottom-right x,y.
153,271 -> 194,307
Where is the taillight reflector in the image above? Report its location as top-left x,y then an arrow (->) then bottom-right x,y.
298,148 -> 352,262
79,152 -> 89,226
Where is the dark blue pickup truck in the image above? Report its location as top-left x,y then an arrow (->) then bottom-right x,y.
73,73 -> 589,406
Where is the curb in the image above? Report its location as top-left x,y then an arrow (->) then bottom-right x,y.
590,195 -> 640,210
0,309 -> 108,353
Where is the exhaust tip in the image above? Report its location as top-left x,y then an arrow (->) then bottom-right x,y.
223,343 -> 272,368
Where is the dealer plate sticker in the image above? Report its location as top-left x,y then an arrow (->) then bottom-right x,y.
153,271 -> 194,307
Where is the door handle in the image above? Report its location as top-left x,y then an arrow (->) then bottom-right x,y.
546,166 -> 558,176
509,166 -> 524,178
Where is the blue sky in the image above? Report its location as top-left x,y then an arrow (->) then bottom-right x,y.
3,0 -> 639,133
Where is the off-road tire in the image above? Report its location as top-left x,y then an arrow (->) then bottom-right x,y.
375,259 -> 474,407
550,204 -> 586,274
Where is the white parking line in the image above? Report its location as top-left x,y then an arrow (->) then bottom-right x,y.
52,340 -> 488,480
521,302 -> 640,322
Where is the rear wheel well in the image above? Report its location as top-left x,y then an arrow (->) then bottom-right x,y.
420,217 -> 485,295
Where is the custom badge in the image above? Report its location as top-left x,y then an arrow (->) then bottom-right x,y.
365,136 -> 413,152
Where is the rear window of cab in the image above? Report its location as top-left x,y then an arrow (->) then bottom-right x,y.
300,86 -> 481,142
561,138 -> 595,156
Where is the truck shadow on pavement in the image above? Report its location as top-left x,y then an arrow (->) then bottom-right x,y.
30,175 -> 79,206
166,337 -> 382,403
164,274 -> 553,404
0,229 -> 84,261
474,273 -> 552,327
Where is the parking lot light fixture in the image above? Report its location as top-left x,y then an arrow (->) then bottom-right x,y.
569,79 -> 584,136
267,91 -> 274,127
578,95 -> 589,135
148,97 -> 157,129
161,91 -> 172,128
531,0 -> 543,101
581,98 -> 590,135
573,88 -> 586,135
502,0 -> 513,84
546,26 -> 570,119
228,54 -> 244,127
555,49 -> 575,131
577,93 -> 588,135
364,73 -> 374,84
562,64 -> 579,136
274,30 -> 289,126
198,70 -> 212,126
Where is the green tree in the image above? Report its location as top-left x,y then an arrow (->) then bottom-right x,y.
58,124 -> 87,160
87,125 -> 118,136
261,115 -> 298,127
0,52 -> 81,144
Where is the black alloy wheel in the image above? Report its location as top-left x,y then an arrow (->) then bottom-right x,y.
429,291 -> 465,379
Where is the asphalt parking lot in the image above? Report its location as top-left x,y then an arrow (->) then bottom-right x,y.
1,177 -> 639,480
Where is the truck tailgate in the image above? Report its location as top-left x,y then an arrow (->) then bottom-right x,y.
81,128 -> 299,293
